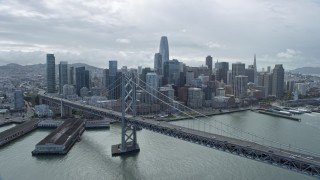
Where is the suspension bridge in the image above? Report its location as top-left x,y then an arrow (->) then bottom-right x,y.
38,72 -> 320,178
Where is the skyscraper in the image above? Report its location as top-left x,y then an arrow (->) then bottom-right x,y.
14,89 -> 24,110
68,66 -> 74,85
253,54 -> 258,84
215,61 -> 229,83
272,64 -> 284,97
46,54 -> 56,93
231,62 -> 245,85
163,59 -> 180,86
108,60 -> 121,99
146,72 -> 159,103
154,53 -> 162,75
59,61 -> 68,94
263,73 -> 273,96
206,55 -> 213,74
109,60 -> 117,76
75,67 -> 89,96
234,75 -> 248,98
159,36 -> 169,70
245,65 -> 255,83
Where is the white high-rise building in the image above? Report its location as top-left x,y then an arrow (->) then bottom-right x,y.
295,83 -> 307,96
234,75 -> 248,98
146,72 -> 159,103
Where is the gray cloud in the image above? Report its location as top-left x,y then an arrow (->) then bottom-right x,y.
0,0 -> 319,70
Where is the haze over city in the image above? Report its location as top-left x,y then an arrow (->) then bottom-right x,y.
0,0 -> 319,69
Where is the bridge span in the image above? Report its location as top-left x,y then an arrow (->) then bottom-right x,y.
38,93 -> 320,178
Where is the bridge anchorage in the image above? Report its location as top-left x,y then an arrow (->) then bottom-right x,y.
111,72 -> 140,156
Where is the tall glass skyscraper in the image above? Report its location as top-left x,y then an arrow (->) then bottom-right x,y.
46,54 -> 56,93
108,60 -> 121,99
59,61 -> 68,94
75,66 -> 89,96
159,36 -> 169,66
272,64 -> 284,97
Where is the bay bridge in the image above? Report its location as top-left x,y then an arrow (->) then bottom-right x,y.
38,72 -> 320,178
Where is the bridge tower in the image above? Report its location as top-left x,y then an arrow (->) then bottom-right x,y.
111,72 -> 140,156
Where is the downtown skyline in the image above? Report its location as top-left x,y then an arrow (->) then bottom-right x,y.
0,0 -> 319,70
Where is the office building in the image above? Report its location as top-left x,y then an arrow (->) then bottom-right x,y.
234,75 -> 248,98
75,67 -> 89,96
159,36 -> 169,66
163,59 -> 180,85
215,61 -> 229,83
272,64 -> 284,97
14,89 -> 24,110
59,61 -> 68,94
253,54 -> 258,84
108,60 -> 121,99
146,72 -> 159,103
231,62 -> 245,85
46,54 -> 56,93
154,53 -> 162,75
206,55 -> 213,74
245,66 -> 255,83
263,73 -> 273,96
68,67 -> 74,85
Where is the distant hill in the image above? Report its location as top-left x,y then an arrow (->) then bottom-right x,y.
290,67 -> 320,75
0,63 -> 103,77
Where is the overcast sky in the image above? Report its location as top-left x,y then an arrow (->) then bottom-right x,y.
0,0 -> 319,70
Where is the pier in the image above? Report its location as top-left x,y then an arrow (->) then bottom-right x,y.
85,120 -> 110,129
0,119 -> 40,146
32,119 -> 85,155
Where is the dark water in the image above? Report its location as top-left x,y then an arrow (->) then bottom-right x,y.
0,112 -> 319,180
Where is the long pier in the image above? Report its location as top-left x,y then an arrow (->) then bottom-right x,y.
38,94 -> 320,177
32,119 -> 85,155
0,119 -> 40,146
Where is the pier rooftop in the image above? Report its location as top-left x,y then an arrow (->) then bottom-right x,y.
33,119 -> 85,155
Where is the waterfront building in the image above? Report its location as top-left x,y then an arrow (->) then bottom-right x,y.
46,54 -> 56,93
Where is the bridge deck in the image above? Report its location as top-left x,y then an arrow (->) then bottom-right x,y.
143,117 -> 320,165
39,94 -> 320,177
